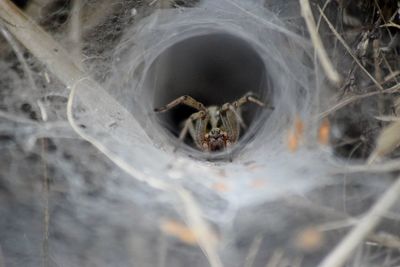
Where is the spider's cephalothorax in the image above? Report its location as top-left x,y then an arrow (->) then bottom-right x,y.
154,93 -> 269,152
204,128 -> 229,152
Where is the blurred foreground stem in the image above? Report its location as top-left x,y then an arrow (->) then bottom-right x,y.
0,0 -> 84,87
319,176 -> 400,267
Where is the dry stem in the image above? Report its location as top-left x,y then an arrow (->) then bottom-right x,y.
300,0 -> 341,85
368,232 -> 400,250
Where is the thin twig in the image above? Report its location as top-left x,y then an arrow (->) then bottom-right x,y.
319,83 -> 400,118
312,0 -> 331,114
0,110 -> 39,124
375,115 -> 400,122
343,159 -> 400,173
318,6 -> 384,91
381,22 -> 400,30
341,158 -> 400,174
300,0 -> 341,85
383,70 -> 400,84
318,176 -> 400,267
373,39 -> 383,84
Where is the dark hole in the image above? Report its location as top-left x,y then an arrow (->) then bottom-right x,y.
11,0 -> 29,9
148,32 -> 271,146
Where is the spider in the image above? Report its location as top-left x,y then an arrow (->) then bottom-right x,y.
154,93 -> 270,152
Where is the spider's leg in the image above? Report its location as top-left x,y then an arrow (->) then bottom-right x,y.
219,93 -> 272,147
220,103 -> 246,128
220,104 -> 240,144
233,93 -> 266,108
154,95 -> 206,113
192,111 -> 210,150
187,120 -> 197,144
174,110 -> 208,152
230,105 -> 246,128
226,93 -> 274,130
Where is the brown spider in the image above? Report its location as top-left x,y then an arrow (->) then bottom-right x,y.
154,93 -> 270,152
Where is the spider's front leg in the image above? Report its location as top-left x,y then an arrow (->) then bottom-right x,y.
222,92 -> 273,129
154,95 -> 206,113
175,110 -> 210,152
219,93 -> 265,130
219,106 -> 241,145
219,93 -> 270,145
154,95 -> 210,152
233,92 -> 267,109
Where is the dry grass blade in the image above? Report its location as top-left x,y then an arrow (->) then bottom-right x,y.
299,0 -> 341,85
374,115 -> 400,122
368,121 -> 400,163
381,22 -> 400,30
318,176 -> 400,267
0,0 -> 84,87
